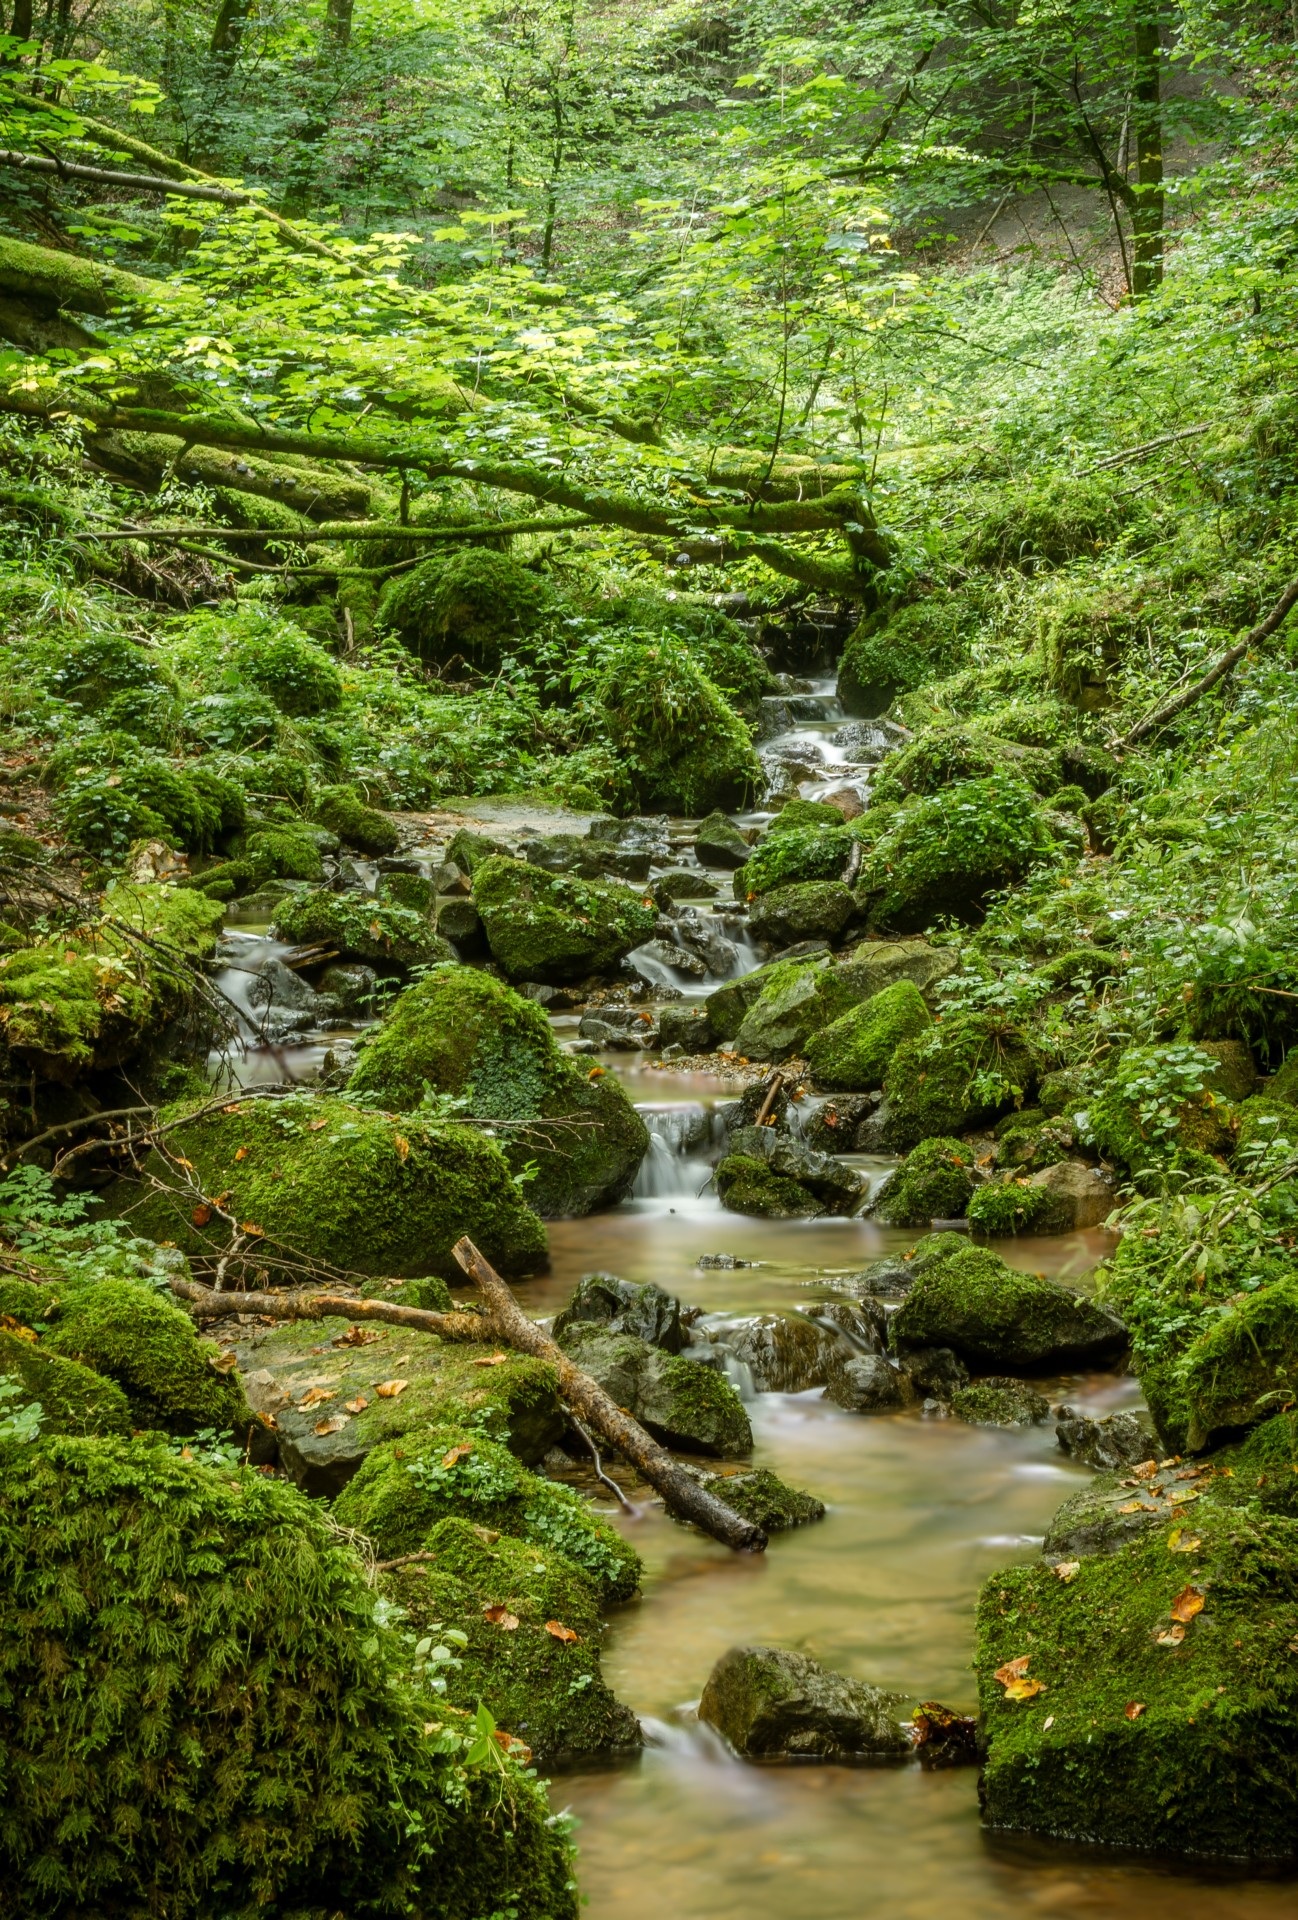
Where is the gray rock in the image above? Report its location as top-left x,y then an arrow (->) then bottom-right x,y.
696,1253 -> 762,1270
950,1378 -> 1051,1427
435,897 -> 483,946
727,1124 -> 865,1213
830,719 -> 908,759
897,1346 -> 969,1398
684,1467 -> 826,1532
711,1313 -> 843,1392
662,909 -> 738,976
838,1252 -> 916,1299
553,1273 -> 685,1354
587,814 -> 671,862
577,1008 -> 659,1049
429,860 -> 467,894
823,1352 -> 913,1413
318,962 -> 378,1012
635,937 -> 709,979
731,959 -> 833,1062
699,1645 -> 910,1761
1042,1470 -> 1167,1560
811,1297 -> 888,1352
694,811 -> 751,870
658,1005 -> 714,1052
854,1098 -> 896,1151
652,870 -> 719,908
1055,1408 -> 1154,1472
749,882 -> 856,948
801,1094 -> 877,1152
557,1325 -> 753,1456
1027,1159 -> 1117,1232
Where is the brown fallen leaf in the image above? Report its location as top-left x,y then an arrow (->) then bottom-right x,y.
493,1729 -> 532,1764
1167,1528 -> 1202,1554
483,1605 -> 520,1630
1133,1458 -> 1159,1480
394,1134 -> 410,1163
1125,1701 -> 1146,1720
1117,1500 -> 1146,1514
207,1350 -> 238,1375
587,1066 -> 605,1079
173,1155 -> 195,1172
1171,1584 -> 1205,1624
240,1221 -> 265,1238
191,1203 -> 213,1227
333,1326 -> 379,1347
315,1415 -> 348,1435
1004,1677 -> 1045,1701
1052,1561 -> 1081,1583
308,1117 -> 330,1132
376,1379 -> 408,1399
345,1395 -> 368,1414
442,1442 -> 474,1467
1156,1624 -> 1186,1647
545,1620 -> 579,1644
1168,1488 -> 1201,1506
221,1103 -> 244,1115
473,1353 -> 510,1368
993,1655 -> 1032,1687
234,1146 -> 250,1162
299,1386 -> 335,1408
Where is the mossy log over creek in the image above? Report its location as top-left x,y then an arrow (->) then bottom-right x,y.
171,1235 -> 769,1553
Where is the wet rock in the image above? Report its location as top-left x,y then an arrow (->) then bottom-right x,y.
588,814 -> 671,864
635,937 -> 709,979
246,955 -> 343,1031
430,859 -> 470,894
661,908 -> 738,976
872,1136 -> 978,1228
713,1153 -> 820,1218
553,1273 -> 686,1355
731,959 -> 831,1062
699,1646 -> 910,1761
854,1098 -> 896,1151
686,1466 -> 826,1532
435,896 -> 483,947
447,827 -> 512,875
831,719 -> 908,759
272,889 -> 452,970
710,1313 -> 843,1392
889,1244 -> 1128,1369
726,1125 -> 865,1214
820,785 -> 866,821
1055,1407 -> 1153,1471
658,1004 -> 715,1052
577,1008 -> 660,1049
718,1078 -> 795,1137
557,1326 -> 753,1457
1025,1158 -> 1116,1232
910,1702 -> 979,1768
837,1252 -> 921,1299
812,1297 -> 888,1351
748,881 -> 856,948
950,1378 -> 1051,1427
472,856 -> 657,983
801,1094 -> 878,1152
822,1351 -> 914,1413
652,870 -> 719,908
694,811 -> 751,870
696,1253 -> 761,1270
318,962 -> 378,1012
897,1346 -> 969,1399
1040,1469 -> 1169,1560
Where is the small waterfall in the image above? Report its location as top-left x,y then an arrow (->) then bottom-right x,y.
632,1104 -> 723,1200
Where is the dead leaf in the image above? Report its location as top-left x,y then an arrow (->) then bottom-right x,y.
1168,1487 -> 1200,1506
308,1117 -> 329,1132
473,1352 -> 509,1368
483,1605 -> 520,1630
1052,1561 -> 1081,1583
1117,1500 -> 1146,1514
299,1386 -> 334,1408
344,1395 -> 368,1414
240,1221 -> 265,1238
376,1379 -> 408,1398
994,1655 -> 1032,1687
394,1134 -> 410,1163
441,1442 -> 474,1467
333,1326 -> 379,1347
1170,1585 -> 1205,1624
545,1620 -> 579,1644
587,1065 -> 605,1080
1043,1715 -> 1055,1731
1005,1677 -> 1045,1702
1167,1529 -> 1201,1554
173,1155 -> 195,1172
234,1146 -> 249,1162
221,1103 -> 244,1115
493,1729 -> 532,1764
191,1203 -> 213,1227
314,1415 -> 348,1435
207,1350 -> 238,1375
1155,1624 -> 1186,1647
1125,1701 -> 1146,1720
1133,1459 -> 1159,1480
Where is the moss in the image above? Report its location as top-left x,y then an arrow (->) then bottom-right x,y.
0,1327 -> 132,1436
748,879 -> 856,946
378,870 -> 439,915
736,824 -> 853,900
228,619 -> 342,716
382,1518 -> 641,1765
770,798 -> 847,835
836,598 -> 973,718
689,1465 -> 826,1531
950,1378 -> 1050,1426
596,639 -> 762,814
56,756 -> 245,859
857,775 -> 1059,933
883,1013 -> 1038,1148
714,1152 -> 821,1218
116,1091 -> 549,1284
349,969 -> 648,1216
241,823 -> 324,883
472,856 -> 657,983
1221,1412 -> 1298,1516
379,550 -> 553,667
45,1281 -> 252,1437
807,978 -> 932,1091
333,1425 -> 641,1603
874,1136 -> 977,1226
976,1500 -> 1298,1859
889,1244 -> 1127,1367
360,1274 -> 455,1313
1178,1280 -> 1298,1449
706,952 -> 820,1042
272,886 -> 451,967
311,781 -> 400,855
558,1326 -> 753,1457
599,590 -> 774,717
48,629 -> 171,713
0,1433 -> 576,1918
967,1181 -> 1051,1237
1087,1044 -> 1237,1181
870,724 -> 1059,806
0,1277 -> 52,1328
964,474 -> 1138,569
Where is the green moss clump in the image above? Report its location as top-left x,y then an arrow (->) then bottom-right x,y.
227,620 -> 342,716
242,823 -> 324,882
836,599 -> 973,718
950,1378 -> 1050,1426
379,550 -> 553,666
0,1328 -> 132,1436
596,640 -> 762,814
472,856 -> 657,983
382,1518 -> 641,1765
310,782 -> 399,855
45,1282 -> 251,1437
56,755 -> 245,859
714,1152 -> 820,1218
976,1500 -> 1298,1859
0,1433 -> 576,1918
964,474 -> 1137,569
857,775 -> 1059,933
966,1180 -> 1051,1236
747,879 -> 855,946
807,978 -> 931,1091
890,1244 -> 1127,1367
48,629 -> 171,713
272,887 -> 451,968
736,824 -> 853,899
0,1278 -> 52,1327
333,1425 -> 641,1603
770,798 -> 847,835
116,1092 -> 549,1284
1086,1044 -> 1237,1181
883,1013 -> 1038,1149
874,1136 -> 977,1226
689,1466 -> 826,1531
1178,1280 -> 1298,1449
1220,1412 -> 1298,1516
349,969 -> 648,1216
870,724 -> 1058,806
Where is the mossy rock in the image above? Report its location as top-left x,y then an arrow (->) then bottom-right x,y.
748,879 -> 855,947
687,1465 -> 826,1532
873,1136 -> 977,1227
714,1152 -> 821,1218
735,824 -> 853,900
47,628 -> 172,713
698,1644 -> 910,1761
836,599 -> 972,719
596,639 -> 762,814
964,474 -> 1137,569
950,1378 -> 1050,1427
557,1325 -> 753,1458
967,1181 -> 1051,1237
115,1091 -> 548,1285
56,756 -> 246,860
242,824 -> 325,883
227,618 -> 342,716
0,1327 -> 132,1436
311,782 -> 400,855
349,968 -> 648,1216
1219,1411 -> 1298,1517
1178,1279 -> 1298,1450
382,1518 -> 641,1766
332,1424 -> 641,1604
472,856 -> 657,983
730,956 -> 832,1060
272,887 -> 452,968
889,1245 -> 1127,1368
856,775 -> 1059,933
45,1281 -> 253,1438
770,798 -> 848,835
0,1433 -> 576,1917
977,1498 -> 1298,1859
379,550 -> 553,667
869,724 -> 1059,805
0,1276 -> 59,1328
1087,1044 -> 1239,1180
883,1013 -> 1038,1149
807,978 -> 932,1092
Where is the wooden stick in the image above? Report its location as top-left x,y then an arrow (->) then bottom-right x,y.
1122,575 -> 1298,746
451,1237 -> 767,1552
170,1275 -> 485,1342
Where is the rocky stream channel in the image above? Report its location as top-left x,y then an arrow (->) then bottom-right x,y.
186,678 -> 1298,1920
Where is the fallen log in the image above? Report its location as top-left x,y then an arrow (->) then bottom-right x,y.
170,1238 -> 768,1554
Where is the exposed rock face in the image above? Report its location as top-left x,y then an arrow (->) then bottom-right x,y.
1055,1407 -> 1154,1471
552,1274 -> 685,1353
822,1351 -> 914,1413
889,1245 -> 1128,1369
698,1645 -> 910,1761
1027,1158 -> 1117,1231
694,811 -> 751,869
710,1313 -> 845,1393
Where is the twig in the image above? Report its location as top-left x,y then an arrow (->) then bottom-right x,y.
753,1069 -> 786,1129
1,1103 -> 151,1169
569,1413 -> 635,1512
373,1549 -> 443,1572
1122,574 -> 1298,746
1078,424 -> 1209,475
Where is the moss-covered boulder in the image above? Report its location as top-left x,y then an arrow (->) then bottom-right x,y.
472,856 -> 657,982
869,723 -> 1059,806
807,978 -> 932,1091
748,879 -> 856,947
856,775 -> 1058,933
226,616 -> 343,716
272,888 -> 452,969
311,782 -> 400,855
382,1518 -> 641,1766
552,1273 -> 684,1352
694,811 -> 751,869
966,1180 -> 1051,1237
949,1378 -> 1050,1427
889,1245 -> 1127,1368
685,1465 -> 826,1532
379,550 -> 553,667
0,1433 -> 576,1918
730,957 -> 832,1060
736,825 -> 853,900
116,1092 -> 548,1284
332,1425 -> 641,1603
596,640 -> 762,814
714,1152 -> 821,1218
0,1326 -> 132,1436
1177,1280 -> 1298,1450
882,1014 -> 1038,1149
45,1282 -> 252,1437
1086,1043 -> 1240,1181
699,1645 -> 909,1761
873,1136 -> 978,1227
717,1126 -> 865,1218
977,1495 -> 1298,1860
557,1325 -> 753,1458
348,969 -> 648,1216
836,599 -> 972,718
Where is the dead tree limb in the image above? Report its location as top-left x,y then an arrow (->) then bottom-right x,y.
171,1274 -> 485,1341
1123,575 -> 1298,747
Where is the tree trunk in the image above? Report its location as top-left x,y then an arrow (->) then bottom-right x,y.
322,0 -> 354,54
1131,12 -> 1165,298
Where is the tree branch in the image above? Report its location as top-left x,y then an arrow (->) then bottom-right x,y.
1122,575 -> 1298,746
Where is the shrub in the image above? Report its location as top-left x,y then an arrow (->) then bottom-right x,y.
228,618 -> 343,716
48,630 -> 170,713
858,775 -> 1059,933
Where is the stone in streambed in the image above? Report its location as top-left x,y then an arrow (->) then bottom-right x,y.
889,1245 -> 1127,1370
822,1351 -> 915,1413
687,1466 -> 826,1532
472,855 -> 657,983
694,811 -> 751,870
710,1313 -> 846,1393
806,977 -> 931,1091
717,1126 -> 865,1219
699,1646 -> 910,1761
950,1378 -> 1051,1428
1054,1407 -> 1153,1471
556,1325 -> 753,1457
552,1274 -> 685,1354
748,880 -> 856,947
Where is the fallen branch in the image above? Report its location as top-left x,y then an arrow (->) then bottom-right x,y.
76,514 -> 592,545
1122,575 -> 1298,747
171,1274 -> 485,1341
